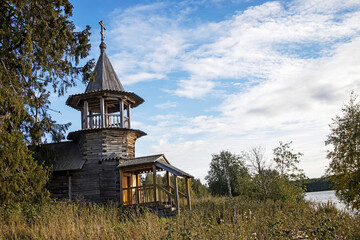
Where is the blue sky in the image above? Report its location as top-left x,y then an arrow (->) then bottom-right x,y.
49,0 -> 360,181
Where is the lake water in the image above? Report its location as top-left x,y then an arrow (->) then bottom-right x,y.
305,190 -> 346,210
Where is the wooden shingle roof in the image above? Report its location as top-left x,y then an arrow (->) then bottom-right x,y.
118,154 -> 193,178
66,43 -> 144,110
36,142 -> 86,172
85,44 -> 124,93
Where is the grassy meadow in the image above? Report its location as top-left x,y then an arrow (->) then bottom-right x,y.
1,196 -> 359,239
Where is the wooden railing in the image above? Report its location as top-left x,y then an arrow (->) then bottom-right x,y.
84,114 -> 129,129
122,184 -> 189,210
86,114 -> 101,129
105,113 -> 121,127
168,186 -> 189,210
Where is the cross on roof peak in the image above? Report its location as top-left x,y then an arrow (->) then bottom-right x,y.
99,20 -> 106,43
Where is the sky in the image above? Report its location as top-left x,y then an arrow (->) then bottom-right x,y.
49,0 -> 360,182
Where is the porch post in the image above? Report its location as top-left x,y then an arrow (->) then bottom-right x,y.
166,171 -> 171,203
119,169 -> 124,205
174,175 -> 180,214
136,173 -> 140,204
185,177 -> 191,210
152,165 -> 157,203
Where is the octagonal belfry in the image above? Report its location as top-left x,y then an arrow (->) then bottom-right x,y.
66,41 -> 144,131
66,36 -> 146,160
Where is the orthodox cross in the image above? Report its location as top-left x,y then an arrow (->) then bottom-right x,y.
99,20 -> 106,43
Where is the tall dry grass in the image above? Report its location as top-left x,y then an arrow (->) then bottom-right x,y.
1,196 -> 359,239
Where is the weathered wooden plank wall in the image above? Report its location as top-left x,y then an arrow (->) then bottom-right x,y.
48,129 -> 139,202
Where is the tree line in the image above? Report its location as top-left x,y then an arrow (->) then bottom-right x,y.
205,142 -> 305,201
302,177 -> 333,192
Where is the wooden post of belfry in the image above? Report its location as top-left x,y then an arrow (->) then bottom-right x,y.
119,99 -> 124,128
89,110 -> 93,128
185,177 -> 191,210
100,97 -> 105,127
174,175 -> 180,214
152,165 -> 157,203
119,169 -> 124,205
83,101 -> 88,129
127,103 -> 131,128
81,106 -> 84,129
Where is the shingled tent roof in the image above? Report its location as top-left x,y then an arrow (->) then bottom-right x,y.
66,42 -> 144,110
85,43 -> 125,92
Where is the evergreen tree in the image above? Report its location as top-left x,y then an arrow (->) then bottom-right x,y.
0,0 -> 94,204
326,93 -> 360,210
190,178 -> 209,198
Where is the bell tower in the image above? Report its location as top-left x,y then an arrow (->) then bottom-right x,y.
64,21 -> 146,202
66,21 -> 146,161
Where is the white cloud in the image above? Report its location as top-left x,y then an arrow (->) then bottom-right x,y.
104,0 -> 360,181
174,78 -> 216,99
122,72 -> 165,85
155,101 -> 178,109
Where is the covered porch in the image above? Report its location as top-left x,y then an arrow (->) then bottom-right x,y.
117,154 -> 193,215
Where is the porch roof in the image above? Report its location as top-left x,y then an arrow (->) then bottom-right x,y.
117,154 -> 193,178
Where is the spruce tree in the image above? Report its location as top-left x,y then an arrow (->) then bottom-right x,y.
0,0 -> 94,204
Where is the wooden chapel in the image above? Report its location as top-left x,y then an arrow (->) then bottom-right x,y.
42,21 -> 193,215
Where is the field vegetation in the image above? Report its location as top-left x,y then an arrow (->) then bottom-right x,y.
1,196 -> 359,239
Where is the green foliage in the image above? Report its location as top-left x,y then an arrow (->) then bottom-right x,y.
0,0 -> 94,144
0,0 -> 93,205
0,130 -> 49,205
269,141 -> 305,201
190,178 -> 210,198
251,169 -> 304,202
326,93 -> 360,211
206,145 -> 305,201
273,141 -> 304,180
205,151 -> 251,197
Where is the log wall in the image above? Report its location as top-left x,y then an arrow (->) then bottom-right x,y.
48,129 -> 140,202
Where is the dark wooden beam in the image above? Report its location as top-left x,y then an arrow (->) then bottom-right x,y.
67,171 -> 72,201
119,169 -> 124,205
